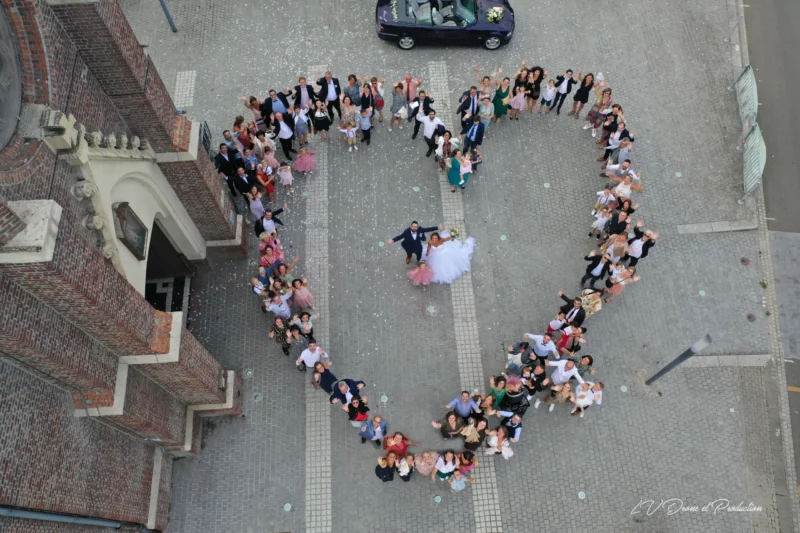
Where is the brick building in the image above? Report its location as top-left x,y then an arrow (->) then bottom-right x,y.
0,0 -> 246,530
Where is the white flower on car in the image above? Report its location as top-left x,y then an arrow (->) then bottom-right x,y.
487,6 -> 505,22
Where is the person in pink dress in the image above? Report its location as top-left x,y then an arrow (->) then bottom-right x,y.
291,278 -> 316,313
278,161 -> 294,194
292,147 -> 316,173
407,260 -> 435,286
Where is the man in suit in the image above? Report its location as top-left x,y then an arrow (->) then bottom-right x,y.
232,167 -> 254,199
385,220 -> 445,264
292,76 -> 317,108
552,70 -> 579,115
272,112 -> 297,160
329,378 -> 367,406
316,71 -> 342,120
409,90 -> 435,139
457,86 -> 483,119
461,114 -> 486,154
259,89 -> 293,122
214,143 -> 244,197
624,220 -> 658,267
557,290 -> 586,328
254,205 -> 286,237
581,250 -> 612,289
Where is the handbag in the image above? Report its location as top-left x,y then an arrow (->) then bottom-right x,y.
398,105 -> 408,119
502,94 -> 511,105
500,445 -> 514,460
381,473 -> 394,482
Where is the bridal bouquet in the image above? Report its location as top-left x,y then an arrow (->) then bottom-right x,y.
486,6 -> 505,23
448,227 -> 461,240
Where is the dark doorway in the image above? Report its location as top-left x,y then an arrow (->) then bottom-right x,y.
144,221 -> 195,312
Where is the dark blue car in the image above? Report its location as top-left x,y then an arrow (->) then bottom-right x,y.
376,0 -> 515,50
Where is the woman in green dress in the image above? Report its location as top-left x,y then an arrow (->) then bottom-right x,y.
447,149 -> 465,193
492,76 -> 511,123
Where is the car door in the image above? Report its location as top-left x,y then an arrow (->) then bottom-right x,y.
429,7 -> 473,44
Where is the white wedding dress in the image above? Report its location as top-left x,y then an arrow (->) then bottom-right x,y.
422,231 -> 476,285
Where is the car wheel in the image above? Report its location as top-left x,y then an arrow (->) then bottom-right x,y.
484,36 -> 502,50
397,36 -> 416,50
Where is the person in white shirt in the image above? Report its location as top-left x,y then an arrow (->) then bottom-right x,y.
572,381 -> 605,417
337,123 -> 359,152
603,159 -> 640,182
265,290 -> 293,319
537,79 -> 557,115
296,341 -> 329,380
416,110 -> 445,157
522,333 -> 558,362
545,359 -> 585,386
593,186 -> 615,214
531,360 -> 585,411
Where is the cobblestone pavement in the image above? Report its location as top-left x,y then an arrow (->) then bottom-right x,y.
121,0 -> 791,531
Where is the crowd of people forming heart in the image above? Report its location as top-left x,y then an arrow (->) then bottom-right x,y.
213,60 -> 659,489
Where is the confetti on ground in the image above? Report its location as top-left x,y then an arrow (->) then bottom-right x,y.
380,395 -> 389,403
620,385 -> 628,392
412,186 -> 420,192
434,496 -> 442,503
427,305 -> 435,313
283,503 -> 292,511
699,290 -> 706,296
378,241 -> 385,247
543,183 -> 550,188
500,235 -> 507,241
578,492 -> 586,500
675,172 -> 682,177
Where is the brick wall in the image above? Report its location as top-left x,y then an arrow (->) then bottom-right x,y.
49,0 -> 177,153
138,328 -> 226,405
102,367 -> 186,447
201,372 -> 243,417
0,518 -> 114,533
0,222 -> 173,356
64,56 -> 131,137
0,360 -> 154,524
0,201 -> 26,245
0,274 -> 117,393
1,0 -> 51,105
158,142 -> 238,241
154,453 -> 174,530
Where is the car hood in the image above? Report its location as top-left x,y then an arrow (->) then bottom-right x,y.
477,0 -> 515,31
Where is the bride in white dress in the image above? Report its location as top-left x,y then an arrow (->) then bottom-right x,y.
422,230 -> 476,285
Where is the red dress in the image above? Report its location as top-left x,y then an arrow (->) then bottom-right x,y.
257,166 -> 275,195
383,438 -> 409,457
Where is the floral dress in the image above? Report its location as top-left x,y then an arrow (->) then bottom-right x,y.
270,323 -> 291,354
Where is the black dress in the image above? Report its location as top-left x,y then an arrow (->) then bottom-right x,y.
574,81 -> 593,104
317,368 -> 339,393
375,462 -> 396,482
313,110 -> 332,132
527,68 -> 545,99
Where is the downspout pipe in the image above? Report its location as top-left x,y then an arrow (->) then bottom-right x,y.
0,506 -> 152,530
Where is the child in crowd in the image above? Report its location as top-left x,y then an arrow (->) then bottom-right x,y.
292,147 -> 316,174
277,161 -> 294,194
538,79 -> 556,116
338,121 -> 359,152
358,107 -> 374,146
589,207 -> 611,240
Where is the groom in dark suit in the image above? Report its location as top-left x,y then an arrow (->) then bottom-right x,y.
386,221 -> 445,264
